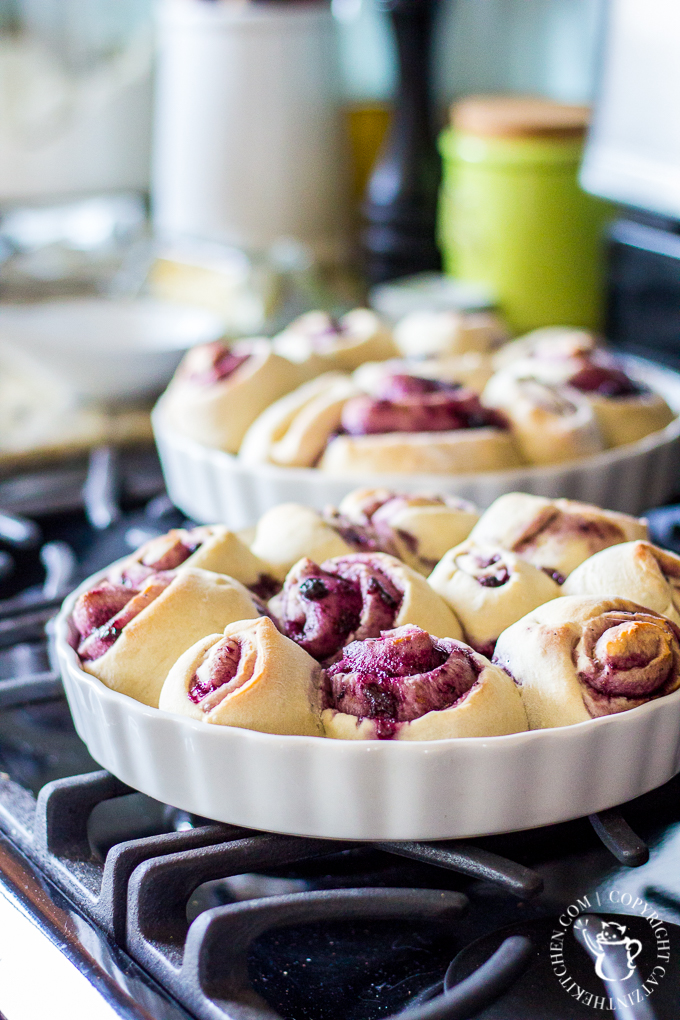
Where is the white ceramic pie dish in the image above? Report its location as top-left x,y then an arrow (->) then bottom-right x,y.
151,355 -> 680,528
54,574 -> 680,841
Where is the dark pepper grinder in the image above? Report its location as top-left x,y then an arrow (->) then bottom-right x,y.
361,0 -> 441,284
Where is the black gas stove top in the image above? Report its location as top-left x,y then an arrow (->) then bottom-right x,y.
0,449 -> 679,1020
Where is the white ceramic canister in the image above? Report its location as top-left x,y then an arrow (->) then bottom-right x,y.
152,0 -> 348,260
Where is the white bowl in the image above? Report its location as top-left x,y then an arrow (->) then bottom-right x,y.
54,575 -> 680,841
0,298 -> 226,402
152,355 -> 680,528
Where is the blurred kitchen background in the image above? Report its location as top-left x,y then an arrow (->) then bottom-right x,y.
0,0 -> 677,478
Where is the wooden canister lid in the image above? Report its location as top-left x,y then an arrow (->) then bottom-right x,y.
451,95 -> 590,139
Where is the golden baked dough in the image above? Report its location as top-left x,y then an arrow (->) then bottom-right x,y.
394,310 -> 509,358
428,540 -> 562,655
563,541 -> 680,625
493,595 -> 680,728
117,524 -> 275,593
319,428 -> 522,476
159,617 -> 322,735
272,308 -> 396,376
320,624 -> 527,739
482,374 -> 604,465
492,326 -> 597,371
239,372 -> 360,467
469,493 -> 647,578
586,390 -> 675,447
159,338 -> 302,453
249,503 -> 354,581
78,567 -> 261,708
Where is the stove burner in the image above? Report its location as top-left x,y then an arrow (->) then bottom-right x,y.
446,916 -> 680,1019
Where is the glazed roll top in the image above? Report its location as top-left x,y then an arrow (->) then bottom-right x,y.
160,338 -> 302,453
468,493 -> 647,579
72,567 -> 262,707
493,596 -> 680,728
159,617 -> 322,735
428,540 -> 562,656
321,624 -> 527,740
273,551 -> 462,663
325,488 -> 479,575
563,541 -> 680,626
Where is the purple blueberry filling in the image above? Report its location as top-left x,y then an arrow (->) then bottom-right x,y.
188,637 -> 242,706
568,363 -> 644,398
278,554 -> 404,662
340,380 -> 507,436
325,625 -> 482,738
185,342 -> 251,386
73,574 -> 173,662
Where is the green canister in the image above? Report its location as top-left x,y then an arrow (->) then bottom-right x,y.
438,96 -> 613,334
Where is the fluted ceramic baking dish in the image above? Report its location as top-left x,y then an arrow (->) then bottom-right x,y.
152,355 -> 680,528
54,573 -> 680,841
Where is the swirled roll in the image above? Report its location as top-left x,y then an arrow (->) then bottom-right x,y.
239,372 -> 360,467
394,310 -> 509,358
493,596 -> 680,727
563,541 -> 680,626
428,541 -> 562,656
482,374 -> 604,465
319,374 -> 521,476
469,493 -> 647,580
321,624 -> 527,739
325,488 -> 479,575
71,567 -> 261,707
272,308 -> 396,377
159,617 -> 322,735
566,362 -> 675,447
114,524 -> 278,599
249,503 -> 354,582
273,551 -> 462,663
492,326 -> 597,371
159,338 -> 302,452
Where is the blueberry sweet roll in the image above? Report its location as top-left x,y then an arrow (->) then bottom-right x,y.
159,617 -> 322,735
114,524 -> 277,598
272,308 -> 396,377
71,567 -> 261,707
274,552 -> 462,663
563,541 -> 680,626
393,310 -> 509,358
428,541 -> 562,656
493,596 -> 680,728
321,624 -> 527,739
249,504 -> 354,582
326,488 -> 479,575
159,338 -> 302,452
482,374 -> 603,465
469,493 -> 647,579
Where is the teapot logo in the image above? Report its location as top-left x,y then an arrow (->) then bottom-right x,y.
580,920 -> 642,982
